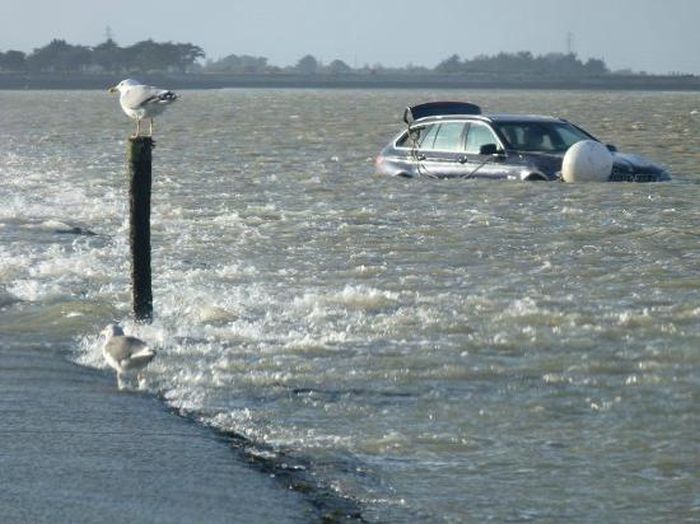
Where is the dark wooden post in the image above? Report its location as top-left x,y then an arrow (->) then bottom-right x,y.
128,136 -> 154,323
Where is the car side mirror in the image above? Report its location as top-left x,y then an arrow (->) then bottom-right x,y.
606,144 -> 618,153
479,143 -> 503,157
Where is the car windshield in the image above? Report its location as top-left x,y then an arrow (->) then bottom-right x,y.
494,121 -> 593,152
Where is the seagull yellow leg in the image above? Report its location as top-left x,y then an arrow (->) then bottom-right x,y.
149,119 -> 154,137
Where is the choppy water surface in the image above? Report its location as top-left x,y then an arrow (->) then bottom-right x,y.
1,89 -> 699,522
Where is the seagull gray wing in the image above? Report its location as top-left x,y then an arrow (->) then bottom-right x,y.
122,85 -> 176,110
120,85 -> 158,110
104,335 -> 149,362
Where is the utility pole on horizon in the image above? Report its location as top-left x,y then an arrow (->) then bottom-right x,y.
566,32 -> 575,55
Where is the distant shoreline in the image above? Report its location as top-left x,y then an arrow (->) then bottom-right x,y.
1,71 -> 699,91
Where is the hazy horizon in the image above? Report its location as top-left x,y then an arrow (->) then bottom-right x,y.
2,0 -> 700,74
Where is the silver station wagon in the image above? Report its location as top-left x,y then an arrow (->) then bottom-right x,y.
375,101 -> 671,182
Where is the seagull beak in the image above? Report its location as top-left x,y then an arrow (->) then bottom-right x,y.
108,86 -> 117,94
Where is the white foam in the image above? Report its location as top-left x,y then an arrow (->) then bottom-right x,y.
293,284 -> 400,312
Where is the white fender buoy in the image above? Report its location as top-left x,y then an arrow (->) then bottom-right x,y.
562,140 -> 613,183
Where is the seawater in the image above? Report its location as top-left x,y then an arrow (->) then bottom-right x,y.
1,88 -> 699,522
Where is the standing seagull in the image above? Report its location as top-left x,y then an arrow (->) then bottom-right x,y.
101,324 -> 157,389
108,78 -> 178,137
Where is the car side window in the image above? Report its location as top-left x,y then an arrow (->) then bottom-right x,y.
464,122 -> 500,155
397,125 -> 429,148
521,125 -> 555,151
418,124 -> 440,149
396,122 -> 468,152
498,123 -> 563,151
396,131 -> 412,148
431,122 -> 467,152
554,125 -> 586,149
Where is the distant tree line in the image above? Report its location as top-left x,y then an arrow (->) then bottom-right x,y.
0,38 -> 204,73
1,38 -> 618,77
204,51 -> 611,77
434,51 -> 608,76
202,53 -> 359,75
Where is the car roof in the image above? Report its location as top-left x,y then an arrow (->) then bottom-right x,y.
485,113 -> 566,123
411,113 -> 566,125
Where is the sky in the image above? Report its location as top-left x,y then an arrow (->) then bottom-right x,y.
1,0 -> 699,74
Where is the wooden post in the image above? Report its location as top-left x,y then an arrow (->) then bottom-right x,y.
128,136 -> 154,323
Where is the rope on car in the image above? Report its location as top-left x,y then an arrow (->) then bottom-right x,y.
406,122 -> 494,180
458,157 -> 493,179
407,123 -> 441,179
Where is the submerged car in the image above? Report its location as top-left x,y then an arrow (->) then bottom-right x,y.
375,101 -> 671,182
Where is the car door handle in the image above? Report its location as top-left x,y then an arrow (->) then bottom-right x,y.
415,154 -> 426,161
457,155 -> 469,164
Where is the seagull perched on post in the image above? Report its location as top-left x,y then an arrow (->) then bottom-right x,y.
101,323 -> 157,389
108,79 -> 178,137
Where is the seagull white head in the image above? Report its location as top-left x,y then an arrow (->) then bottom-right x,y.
101,323 -> 125,339
108,78 -> 140,95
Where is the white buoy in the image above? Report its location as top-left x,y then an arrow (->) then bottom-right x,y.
562,140 -> 613,183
